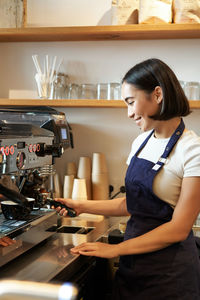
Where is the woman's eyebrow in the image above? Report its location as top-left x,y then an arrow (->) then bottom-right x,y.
124,97 -> 134,102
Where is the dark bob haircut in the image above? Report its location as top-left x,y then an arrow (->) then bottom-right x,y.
122,58 -> 191,120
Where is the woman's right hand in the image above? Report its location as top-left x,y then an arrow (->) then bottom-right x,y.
54,198 -> 84,217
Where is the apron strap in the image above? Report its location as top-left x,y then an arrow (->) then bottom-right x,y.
152,119 -> 185,171
135,130 -> 154,157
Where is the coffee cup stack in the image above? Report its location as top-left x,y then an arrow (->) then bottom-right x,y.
91,152 -> 109,200
63,175 -> 74,198
62,162 -> 77,198
77,156 -> 92,200
54,173 -> 62,197
72,178 -> 87,201
66,162 -> 77,177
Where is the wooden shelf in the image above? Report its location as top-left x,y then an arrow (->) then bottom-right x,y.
189,100 -> 200,109
0,99 -> 126,107
0,24 -> 200,42
0,99 -> 200,108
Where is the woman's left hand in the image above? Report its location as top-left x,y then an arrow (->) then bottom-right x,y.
70,242 -> 119,258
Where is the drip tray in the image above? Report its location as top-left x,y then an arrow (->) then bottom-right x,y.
46,225 -> 59,232
46,225 -> 94,235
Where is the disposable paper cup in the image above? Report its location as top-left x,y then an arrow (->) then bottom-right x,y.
67,162 -> 77,177
92,152 -> 108,175
77,156 -> 92,199
77,156 -> 91,179
54,173 -> 61,198
63,175 -> 74,198
72,178 -> 87,201
85,179 -> 92,200
92,173 -> 109,200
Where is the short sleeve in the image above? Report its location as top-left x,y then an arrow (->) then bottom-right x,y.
183,136 -> 200,177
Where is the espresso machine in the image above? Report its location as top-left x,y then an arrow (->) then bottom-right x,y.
0,106 -> 73,267
0,106 -> 73,200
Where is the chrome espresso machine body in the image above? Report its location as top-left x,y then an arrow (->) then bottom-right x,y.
0,106 -> 73,267
0,106 -> 73,198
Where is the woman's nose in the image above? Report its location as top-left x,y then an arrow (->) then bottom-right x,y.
128,106 -> 134,118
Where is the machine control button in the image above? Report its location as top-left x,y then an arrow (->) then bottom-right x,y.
4,146 -> 9,156
36,144 -> 40,152
9,145 -> 15,155
0,147 -> 4,155
28,144 -> 33,152
35,143 -> 45,156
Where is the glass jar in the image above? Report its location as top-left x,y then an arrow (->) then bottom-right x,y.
184,81 -> 200,100
53,73 -> 69,99
97,82 -> 121,100
80,84 -> 97,99
68,83 -> 81,99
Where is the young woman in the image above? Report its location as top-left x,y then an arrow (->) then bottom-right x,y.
55,58 -> 200,299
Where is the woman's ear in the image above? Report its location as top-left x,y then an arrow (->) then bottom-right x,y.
154,86 -> 163,104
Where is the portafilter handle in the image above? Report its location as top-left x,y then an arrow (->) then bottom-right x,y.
47,198 -> 76,218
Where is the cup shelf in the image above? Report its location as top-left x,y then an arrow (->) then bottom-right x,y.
0,99 -> 200,108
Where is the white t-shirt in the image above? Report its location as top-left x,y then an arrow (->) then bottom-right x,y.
127,129 -> 200,208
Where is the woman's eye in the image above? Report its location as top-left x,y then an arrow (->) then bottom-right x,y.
124,97 -> 135,105
128,100 -> 134,105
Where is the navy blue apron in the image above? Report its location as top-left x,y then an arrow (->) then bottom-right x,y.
112,119 -> 200,300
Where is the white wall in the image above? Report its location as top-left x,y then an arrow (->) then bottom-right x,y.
1,39 -> 200,94
0,1 -> 200,194
27,0 -> 112,27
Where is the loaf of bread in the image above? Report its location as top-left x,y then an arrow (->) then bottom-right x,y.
173,0 -> 200,24
139,0 -> 173,24
111,0 -> 139,25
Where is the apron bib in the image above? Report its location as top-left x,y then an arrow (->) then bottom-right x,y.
112,119 -> 200,300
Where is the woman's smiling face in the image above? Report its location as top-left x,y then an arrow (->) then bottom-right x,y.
122,82 -> 162,132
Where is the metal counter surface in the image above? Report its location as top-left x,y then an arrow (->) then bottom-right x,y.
0,214 -> 128,283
